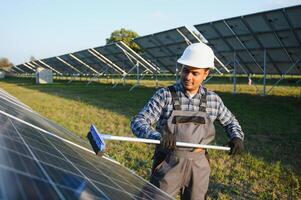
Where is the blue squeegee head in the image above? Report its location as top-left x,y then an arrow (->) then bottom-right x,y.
87,124 -> 105,156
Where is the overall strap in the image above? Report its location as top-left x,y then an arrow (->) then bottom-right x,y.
199,87 -> 207,112
168,86 -> 181,110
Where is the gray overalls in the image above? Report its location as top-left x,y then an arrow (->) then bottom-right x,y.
150,86 -> 215,200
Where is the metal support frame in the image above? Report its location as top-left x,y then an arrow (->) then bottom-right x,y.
114,42 -> 157,90
267,57 -> 301,94
232,55 -> 260,94
26,62 -> 37,71
176,28 -> 192,45
240,16 -> 282,75
262,49 -> 267,96
209,22 -> 253,74
23,63 -> 35,73
69,53 -> 100,75
10,68 -> 17,73
34,60 -> 63,76
263,14 -> 296,67
129,62 -> 140,91
56,56 -> 82,74
223,20 -> 263,73
233,52 -> 237,94
118,41 -> 158,73
89,48 -> 126,75
13,66 -> 25,73
188,27 -> 229,74
177,28 -> 226,75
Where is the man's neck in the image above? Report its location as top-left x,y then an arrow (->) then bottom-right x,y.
186,90 -> 198,98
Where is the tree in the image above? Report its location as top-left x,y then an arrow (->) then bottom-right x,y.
106,28 -> 140,52
0,57 -> 13,69
29,56 -> 36,62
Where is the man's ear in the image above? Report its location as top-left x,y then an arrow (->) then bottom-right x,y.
204,69 -> 210,79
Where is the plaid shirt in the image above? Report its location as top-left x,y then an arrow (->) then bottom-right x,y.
131,82 -> 244,141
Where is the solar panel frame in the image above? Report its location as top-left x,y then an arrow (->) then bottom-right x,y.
194,5 -> 301,75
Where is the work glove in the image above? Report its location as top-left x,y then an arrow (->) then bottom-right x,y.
160,132 -> 176,150
228,137 -> 244,155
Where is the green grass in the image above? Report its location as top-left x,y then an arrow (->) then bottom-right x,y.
1,77 -> 300,199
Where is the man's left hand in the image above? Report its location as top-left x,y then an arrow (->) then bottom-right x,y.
229,137 -> 244,155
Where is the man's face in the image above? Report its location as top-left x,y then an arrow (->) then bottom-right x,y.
180,65 -> 209,93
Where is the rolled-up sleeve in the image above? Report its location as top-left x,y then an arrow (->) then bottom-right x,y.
216,95 -> 244,140
131,88 -> 167,140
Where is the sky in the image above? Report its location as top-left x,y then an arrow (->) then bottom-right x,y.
1,0 -> 301,65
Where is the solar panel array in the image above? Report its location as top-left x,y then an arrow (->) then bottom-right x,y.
194,5 -> 301,75
13,41 -> 158,78
0,88 -> 172,199
12,5 -> 301,76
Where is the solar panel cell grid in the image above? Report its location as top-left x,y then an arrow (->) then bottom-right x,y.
0,89 -> 172,199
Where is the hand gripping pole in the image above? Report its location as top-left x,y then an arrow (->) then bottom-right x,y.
87,124 -> 230,156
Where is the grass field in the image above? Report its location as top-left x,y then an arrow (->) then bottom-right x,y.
1,76 -> 300,199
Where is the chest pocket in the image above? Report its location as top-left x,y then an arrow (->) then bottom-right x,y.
165,86 -> 215,146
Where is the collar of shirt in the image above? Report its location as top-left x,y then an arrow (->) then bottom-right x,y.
175,81 -> 206,99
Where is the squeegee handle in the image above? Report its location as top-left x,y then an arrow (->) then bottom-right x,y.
102,134 -> 230,151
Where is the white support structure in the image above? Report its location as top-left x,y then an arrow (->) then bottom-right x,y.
129,62 -> 141,91
23,63 -> 35,72
115,42 -> 153,74
26,62 -> 37,71
88,48 -> 126,75
114,42 -> 158,90
69,53 -> 100,75
13,66 -> 25,73
176,28 -> 192,45
118,41 -> 159,73
33,60 -> 63,76
56,56 -> 82,74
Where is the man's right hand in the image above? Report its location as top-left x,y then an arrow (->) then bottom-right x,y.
160,132 -> 176,150
228,137 -> 244,155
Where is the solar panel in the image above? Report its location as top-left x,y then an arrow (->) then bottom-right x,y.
72,48 -> 125,76
41,57 -> 81,76
134,26 -> 201,74
0,89 -> 172,200
59,54 -> 98,75
94,41 -> 157,75
194,5 -> 301,75
11,66 -> 25,74
15,64 -> 35,74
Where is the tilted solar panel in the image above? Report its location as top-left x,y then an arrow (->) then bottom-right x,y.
195,5 -> 301,75
134,26 -> 202,74
0,89 -> 172,200
15,64 -> 35,74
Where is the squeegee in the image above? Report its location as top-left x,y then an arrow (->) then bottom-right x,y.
87,124 -> 230,156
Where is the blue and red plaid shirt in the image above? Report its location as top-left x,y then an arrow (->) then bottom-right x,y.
131,82 -> 244,141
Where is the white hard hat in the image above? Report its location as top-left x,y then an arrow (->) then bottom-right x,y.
177,43 -> 215,69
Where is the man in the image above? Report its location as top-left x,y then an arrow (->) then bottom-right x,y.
131,43 -> 244,200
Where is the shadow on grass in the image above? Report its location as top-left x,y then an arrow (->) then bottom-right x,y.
1,77 -> 301,175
